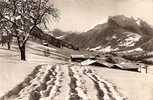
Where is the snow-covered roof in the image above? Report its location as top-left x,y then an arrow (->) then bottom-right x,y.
71,55 -> 85,58
81,59 -> 97,66
97,60 -> 113,67
114,62 -> 140,69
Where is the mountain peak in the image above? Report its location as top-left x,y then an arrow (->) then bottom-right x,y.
62,15 -> 153,51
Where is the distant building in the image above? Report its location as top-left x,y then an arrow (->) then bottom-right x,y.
70,54 -> 96,62
113,62 -> 142,72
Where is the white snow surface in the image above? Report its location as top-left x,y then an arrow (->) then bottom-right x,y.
0,42 -> 64,97
93,66 -> 153,100
112,35 -> 117,39
118,32 -> 141,47
81,59 -> 96,66
119,48 -> 143,53
90,46 -> 102,51
1,41 -> 153,100
1,61 -> 125,100
56,35 -> 65,39
90,46 -> 119,53
99,46 -> 119,53
136,18 -> 141,26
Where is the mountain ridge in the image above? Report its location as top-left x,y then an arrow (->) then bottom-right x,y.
56,15 -> 153,52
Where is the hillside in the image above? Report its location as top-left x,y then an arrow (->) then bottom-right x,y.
1,42 -> 153,100
61,15 -> 153,52
30,27 -> 78,50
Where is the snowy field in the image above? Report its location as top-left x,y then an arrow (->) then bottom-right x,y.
93,66 -> 153,100
0,63 -> 125,100
0,43 -> 65,98
1,42 -> 153,100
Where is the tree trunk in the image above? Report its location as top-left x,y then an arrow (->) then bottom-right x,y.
19,43 -> 26,61
7,42 -> 10,50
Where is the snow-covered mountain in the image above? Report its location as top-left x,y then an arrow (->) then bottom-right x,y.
90,32 -> 142,52
61,15 -> 153,52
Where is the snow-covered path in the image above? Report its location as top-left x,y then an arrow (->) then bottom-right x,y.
0,63 -> 125,100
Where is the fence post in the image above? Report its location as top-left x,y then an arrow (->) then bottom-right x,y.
146,65 -> 148,74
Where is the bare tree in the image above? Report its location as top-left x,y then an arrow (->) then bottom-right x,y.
0,20 -> 13,50
0,1 -> 13,50
0,0 -> 59,60
0,28 -> 12,50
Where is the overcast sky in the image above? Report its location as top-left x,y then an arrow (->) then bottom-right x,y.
48,0 -> 153,32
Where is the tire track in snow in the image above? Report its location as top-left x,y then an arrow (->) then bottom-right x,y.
52,64 -> 71,100
16,64 -> 58,100
83,68 -> 104,100
0,64 -> 61,100
68,64 -> 82,100
40,65 -> 57,98
71,66 -> 90,100
0,63 -> 126,100
83,66 -> 126,100
0,65 -> 42,100
48,65 -> 63,99
40,64 -> 64,100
